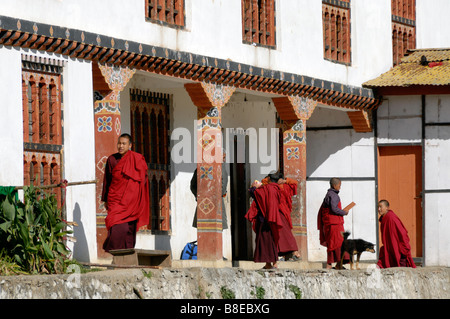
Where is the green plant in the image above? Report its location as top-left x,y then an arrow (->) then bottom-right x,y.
250,286 -> 266,299
220,286 -> 235,299
0,186 -> 74,274
0,249 -> 28,276
141,269 -> 153,279
288,284 -> 302,299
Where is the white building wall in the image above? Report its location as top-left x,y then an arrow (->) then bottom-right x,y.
306,106 -> 377,262
0,46 -> 23,186
62,58 -> 97,263
423,95 -> 450,267
0,46 -> 23,187
416,0 -> 450,49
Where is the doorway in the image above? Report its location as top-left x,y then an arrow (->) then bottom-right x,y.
229,131 -> 253,261
377,145 -> 423,258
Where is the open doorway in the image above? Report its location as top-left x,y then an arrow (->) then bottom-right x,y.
229,130 -> 253,262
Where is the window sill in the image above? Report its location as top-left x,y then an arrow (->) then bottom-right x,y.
324,57 -> 351,67
242,40 -> 276,50
145,17 -> 185,30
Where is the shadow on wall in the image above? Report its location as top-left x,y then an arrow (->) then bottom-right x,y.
72,202 -> 90,262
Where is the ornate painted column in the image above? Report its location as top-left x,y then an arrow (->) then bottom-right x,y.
93,62 -> 135,258
184,82 -> 235,261
272,95 -> 317,261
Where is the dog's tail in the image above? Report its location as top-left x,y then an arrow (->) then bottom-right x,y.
341,231 -> 351,240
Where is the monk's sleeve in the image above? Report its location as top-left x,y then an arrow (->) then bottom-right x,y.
329,192 -> 347,216
285,178 -> 298,197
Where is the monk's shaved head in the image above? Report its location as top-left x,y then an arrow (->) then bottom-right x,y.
330,178 -> 341,188
379,199 -> 390,207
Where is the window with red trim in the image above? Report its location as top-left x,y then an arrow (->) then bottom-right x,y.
145,0 -> 185,28
242,0 -> 276,48
322,0 -> 351,65
392,0 -> 415,66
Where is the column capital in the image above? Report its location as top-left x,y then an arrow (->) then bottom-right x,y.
272,95 -> 318,122
98,62 -> 136,93
185,82 -> 235,109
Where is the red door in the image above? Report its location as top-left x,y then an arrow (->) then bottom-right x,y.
378,146 -> 423,258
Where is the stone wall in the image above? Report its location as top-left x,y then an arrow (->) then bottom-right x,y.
0,267 -> 448,299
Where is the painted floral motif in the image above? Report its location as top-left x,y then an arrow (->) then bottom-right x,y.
200,166 -> 213,180
97,116 -> 112,132
287,147 -> 300,160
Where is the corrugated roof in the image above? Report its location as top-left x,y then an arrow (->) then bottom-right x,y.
363,48 -> 450,88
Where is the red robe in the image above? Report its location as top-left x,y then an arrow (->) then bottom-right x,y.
377,210 -> 416,269
317,202 -> 344,253
245,183 -> 283,262
277,178 -> 299,254
104,150 -> 150,231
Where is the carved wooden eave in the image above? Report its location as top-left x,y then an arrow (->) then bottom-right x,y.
0,15 -> 382,111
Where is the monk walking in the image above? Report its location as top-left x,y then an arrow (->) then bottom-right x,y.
377,200 -> 416,269
102,133 -> 150,253
317,178 -> 350,269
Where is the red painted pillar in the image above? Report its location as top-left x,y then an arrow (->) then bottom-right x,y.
273,95 -> 317,261
93,63 -> 135,259
185,82 -> 235,260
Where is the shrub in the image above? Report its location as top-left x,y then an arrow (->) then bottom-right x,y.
0,186 -> 74,274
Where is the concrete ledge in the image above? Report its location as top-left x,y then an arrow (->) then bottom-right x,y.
0,266 -> 448,299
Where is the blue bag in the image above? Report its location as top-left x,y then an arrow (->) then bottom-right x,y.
180,240 -> 198,260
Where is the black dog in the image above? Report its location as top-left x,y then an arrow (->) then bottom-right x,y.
336,232 -> 375,270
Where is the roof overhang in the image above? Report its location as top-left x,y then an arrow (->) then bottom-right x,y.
0,15 -> 381,111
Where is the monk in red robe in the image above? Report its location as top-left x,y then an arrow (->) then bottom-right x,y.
275,176 -> 301,260
245,174 -> 283,269
102,133 -> 150,253
317,178 -> 350,269
377,200 -> 416,269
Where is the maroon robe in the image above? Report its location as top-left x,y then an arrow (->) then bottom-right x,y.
317,189 -> 349,264
245,183 -> 283,263
102,150 -> 150,252
377,210 -> 416,269
277,178 -> 299,255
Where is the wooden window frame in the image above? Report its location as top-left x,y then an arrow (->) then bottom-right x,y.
322,0 -> 351,65
391,0 -> 416,66
130,89 -> 171,233
145,0 -> 185,29
22,61 -> 64,208
242,0 -> 276,49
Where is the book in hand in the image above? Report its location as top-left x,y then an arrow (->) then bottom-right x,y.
343,202 -> 356,211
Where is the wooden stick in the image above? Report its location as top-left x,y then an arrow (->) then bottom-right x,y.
14,180 -> 97,190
